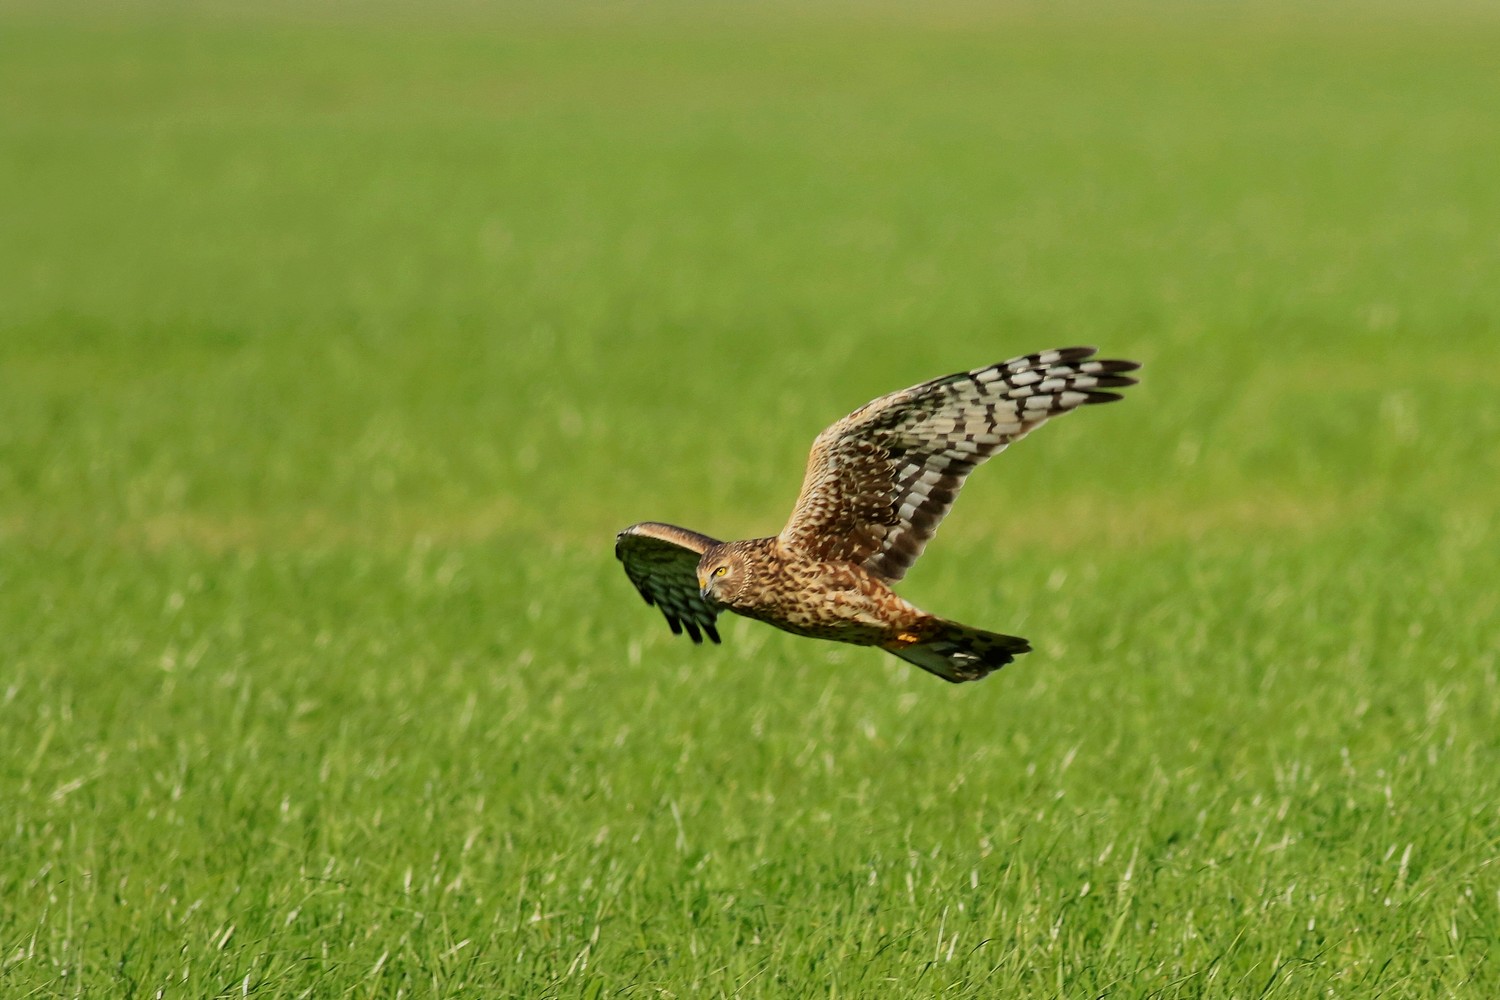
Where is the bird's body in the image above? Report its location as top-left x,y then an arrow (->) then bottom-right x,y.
615,346 -> 1139,683
702,537 -> 921,644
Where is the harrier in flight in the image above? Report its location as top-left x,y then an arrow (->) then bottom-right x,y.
615,346 -> 1139,682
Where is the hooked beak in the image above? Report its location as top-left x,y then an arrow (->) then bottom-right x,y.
698,577 -> 712,601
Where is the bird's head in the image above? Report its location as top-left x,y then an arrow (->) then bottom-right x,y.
698,545 -> 747,605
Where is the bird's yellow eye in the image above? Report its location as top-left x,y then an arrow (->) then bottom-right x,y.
713,566 -> 728,578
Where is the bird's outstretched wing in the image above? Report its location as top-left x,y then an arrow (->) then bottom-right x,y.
778,346 -> 1139,582
615,522 -> 723,643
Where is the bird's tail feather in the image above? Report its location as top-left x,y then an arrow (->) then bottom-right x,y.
882,620 -> 1030,683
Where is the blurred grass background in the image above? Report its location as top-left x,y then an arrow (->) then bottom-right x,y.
1,1 -> 1497,996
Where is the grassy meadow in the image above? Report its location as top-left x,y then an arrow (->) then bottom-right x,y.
2,1 -> 1498,995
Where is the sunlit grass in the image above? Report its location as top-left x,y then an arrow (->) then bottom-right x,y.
2,1 -> 1497,996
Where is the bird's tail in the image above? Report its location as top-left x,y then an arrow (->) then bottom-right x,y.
881,619 -> 1031,683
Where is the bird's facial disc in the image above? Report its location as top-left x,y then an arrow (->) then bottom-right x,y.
699,562 -> 730,600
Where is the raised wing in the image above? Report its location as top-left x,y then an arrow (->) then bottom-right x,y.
615,521 -> 723,643
778,346 -> 1139,582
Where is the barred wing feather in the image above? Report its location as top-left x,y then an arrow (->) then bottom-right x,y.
778,346 -> 1139,582
615,521 -> 723,643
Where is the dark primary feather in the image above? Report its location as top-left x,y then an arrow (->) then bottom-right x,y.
614,522 -> 723,644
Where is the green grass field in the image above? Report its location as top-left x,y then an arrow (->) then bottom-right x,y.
3,2 -> 1498,996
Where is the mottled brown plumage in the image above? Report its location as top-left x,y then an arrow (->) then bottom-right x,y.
615,346 -> 1139,683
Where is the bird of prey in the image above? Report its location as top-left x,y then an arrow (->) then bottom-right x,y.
615,346 -> 1139,682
